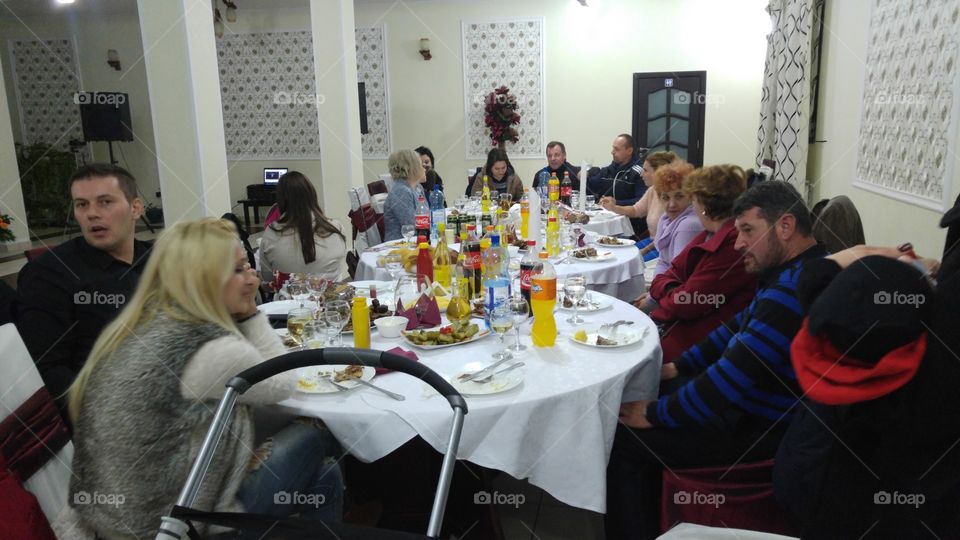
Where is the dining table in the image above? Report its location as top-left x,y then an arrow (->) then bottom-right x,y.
267,287 -> 662,513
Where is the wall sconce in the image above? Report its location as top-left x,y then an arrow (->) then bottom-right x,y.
419,38 -> 432,60
224,0 -> 237,22
214,8 -> 225,38
107,49 -> 121,71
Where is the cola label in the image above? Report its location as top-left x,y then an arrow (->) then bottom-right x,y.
520,268 -> 533,290
415,214 -> 430,229
561,186 -> 572,197
465,250 -> 482,269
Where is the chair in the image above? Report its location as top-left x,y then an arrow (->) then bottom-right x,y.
0,323 -> 74,530
367,179 -> 388,197
660,460 -> 797,536
24,246 -> 52,262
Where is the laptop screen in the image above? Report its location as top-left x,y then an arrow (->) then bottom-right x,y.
264,168 -> 288,185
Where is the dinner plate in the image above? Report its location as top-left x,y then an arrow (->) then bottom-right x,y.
259,300 -> 305,316
569,326 -> 644,348
591,236 -> 636,248
296,365 -> 376,394
350,280 -> 394,294
571,250 -> 615,263
556,291 -> 614,312
401,325 -> 491,350
449,361 -> 524,395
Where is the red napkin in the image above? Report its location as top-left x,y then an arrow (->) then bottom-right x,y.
376,347 -> 420,375
271,271 -> 291,292
395,294 -> 442,330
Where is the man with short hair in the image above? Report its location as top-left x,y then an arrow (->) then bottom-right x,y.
587,134 -> 647,234
16,164 -> 152,416
531,141 -> 581,190
604,181 -> 825,539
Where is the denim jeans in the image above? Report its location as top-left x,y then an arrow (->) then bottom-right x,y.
235,420 -> 344,523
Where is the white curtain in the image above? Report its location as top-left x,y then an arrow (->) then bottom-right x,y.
756,0 -> 822,201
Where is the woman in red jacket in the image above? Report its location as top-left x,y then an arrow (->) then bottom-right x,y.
639,164 -> 758,362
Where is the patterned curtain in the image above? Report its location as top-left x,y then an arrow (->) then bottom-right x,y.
755,0 -> 822,201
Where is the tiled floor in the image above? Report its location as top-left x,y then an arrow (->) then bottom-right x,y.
491,473 -> 605,540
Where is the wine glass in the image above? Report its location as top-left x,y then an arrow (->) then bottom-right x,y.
322,310 -> 343,346
395,275 -> 422,311
490,304 -> 514,361
287,307 -> 313,348
325,300 -> 351,346
304,319 -> 327,349
383,253 -> 404,281
401,224 -> 416,246
564,275 -> 587,325
507,295 -> 529,352
287,279 -> 310,307
561,223 -> 576,264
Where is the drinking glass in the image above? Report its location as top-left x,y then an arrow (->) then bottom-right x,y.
304,319 -> 327,349
561,223 -> 576,264
507,295 -> 529,352
564,275 -> 587,325
383,253 -> 404,281
287,307 -> 313,348
585,195 -> 596,209
287,280 -> 310,307
322,311 -> 343,346
401,224 -> 416,246
499,193 -> 513,212
490,304 -> 514,361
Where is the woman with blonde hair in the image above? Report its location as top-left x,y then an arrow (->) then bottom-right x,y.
384,148 -> 427,241
62,218 -> 342,538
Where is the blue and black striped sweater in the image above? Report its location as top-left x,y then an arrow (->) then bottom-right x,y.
646,244 -> 827,428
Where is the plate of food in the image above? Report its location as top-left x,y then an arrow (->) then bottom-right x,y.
449,361 -> 524,395
342,298 -> 393,333
569,327 -> 644,348
401,323 -> 490,349
571,247 -> 615,262
296,365 -> 376,394
592,236 -> 636,248
557,291 -> 614,312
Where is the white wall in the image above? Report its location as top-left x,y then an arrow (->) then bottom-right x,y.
809,0 -> 959,257
0,11 -> 163,210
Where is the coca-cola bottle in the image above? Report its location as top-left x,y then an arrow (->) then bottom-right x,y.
415,194 -> 430,241
462,225 -> 483,300
519,240 -> 539,315
560,172 -> 573,206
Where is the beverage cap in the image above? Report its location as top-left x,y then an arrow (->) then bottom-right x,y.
491,234 -> 500,246
548,217 -> 557,223
438,222 -> 445,233
418,242 -> 430,249
467,224 -> 475,230
539,250 -> 548,259
486,225 -> 494,232
527,240 -> 536,246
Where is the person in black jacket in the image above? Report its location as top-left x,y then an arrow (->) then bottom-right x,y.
531,141 -> 581,190
587,134 -> 647,235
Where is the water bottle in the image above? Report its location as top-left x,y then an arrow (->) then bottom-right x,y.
429,184 -> 445,240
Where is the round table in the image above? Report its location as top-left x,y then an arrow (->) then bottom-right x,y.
357,241 -> 646,301
454,205 -> 634,238
272,290 -> 662,513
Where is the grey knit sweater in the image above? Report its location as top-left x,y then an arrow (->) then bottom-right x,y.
64,312 -> 291,539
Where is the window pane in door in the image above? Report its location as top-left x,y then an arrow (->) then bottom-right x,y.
648,89 -> 668,118
647,118 -> 667,147
669,118 -> 689,144
671,89 -> 691,117
671,146 -> 688,160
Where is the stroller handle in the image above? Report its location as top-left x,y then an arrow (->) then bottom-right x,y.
228,347 -> 468,413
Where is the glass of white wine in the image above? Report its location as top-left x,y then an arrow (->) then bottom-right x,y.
286,307 -> 313,348
490,304 -> 514,361
564,275 -> 587,325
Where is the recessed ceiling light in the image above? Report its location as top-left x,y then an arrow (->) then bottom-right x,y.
56,0 -> 76,5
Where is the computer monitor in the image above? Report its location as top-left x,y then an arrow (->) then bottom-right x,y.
264,167 -> 288,185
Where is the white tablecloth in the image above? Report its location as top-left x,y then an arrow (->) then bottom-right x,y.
580,209 -> 636,237
357,241 -> 646,301
275,292 -> 662,513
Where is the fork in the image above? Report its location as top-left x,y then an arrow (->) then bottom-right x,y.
321,373 -> 406,401
471,362 -> 525,384
599,320 -> 634,333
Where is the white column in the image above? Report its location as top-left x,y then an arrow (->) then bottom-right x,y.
136,0 -> 231,224
310,0 -> 365,220
0,50 -> 31,253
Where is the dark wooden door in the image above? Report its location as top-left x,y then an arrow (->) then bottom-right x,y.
632,71 -> 706,166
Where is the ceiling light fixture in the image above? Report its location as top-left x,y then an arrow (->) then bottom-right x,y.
577,0 -> 588,6
56,0 -> 76,4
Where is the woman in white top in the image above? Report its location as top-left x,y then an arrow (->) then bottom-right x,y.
259,171 -> 348,282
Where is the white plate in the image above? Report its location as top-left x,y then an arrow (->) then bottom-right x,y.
259,300 -> 304,316
556,291 -> 614,312
569,326 -> 644,348
296,365 -> 376,394
571,250 -> 615,263
401,325 -> 491,349
450,361 -> 524,395
350,280 -> 394,293
591,236 -> 636,248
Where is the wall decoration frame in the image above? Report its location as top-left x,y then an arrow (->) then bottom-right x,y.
356,25 -> 391,159
216,31 -> 321,160
8,37 -> 84,151
853,0 -> 960,211
462,17 -> 545,160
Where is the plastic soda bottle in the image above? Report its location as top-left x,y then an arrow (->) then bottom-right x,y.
546,206 -> 560,257
530,250 -> 557,347
548,172 -> 560,204
520,189 -> 530,240
415,194 -> 430,240
481,175 -> 492,214
429,184 -> 445,240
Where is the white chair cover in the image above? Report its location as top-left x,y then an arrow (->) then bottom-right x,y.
658,523 -> 798,540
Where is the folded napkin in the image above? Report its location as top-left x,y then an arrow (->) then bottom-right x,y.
271,271 -> 291,292
376,347 -> 420,375
396,294 -> 442,330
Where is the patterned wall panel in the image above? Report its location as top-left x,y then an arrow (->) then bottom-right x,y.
9,38 -> 83,150
356,26 -> 391,159
462,18 -> 544,160
216,31 -> 321,160
854,0 -> 960,209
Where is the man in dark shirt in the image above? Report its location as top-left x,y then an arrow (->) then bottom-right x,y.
605,182 -> 824,539
16,164 -> 152,416
531,141 -> 581,190
587,134 -> 647,235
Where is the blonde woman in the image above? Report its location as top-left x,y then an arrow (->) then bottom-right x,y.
62,218 -> 342,538
599,150 -> 677,242
384,148 -> 427,241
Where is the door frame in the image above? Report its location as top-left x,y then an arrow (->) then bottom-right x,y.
631,70 -> 707,166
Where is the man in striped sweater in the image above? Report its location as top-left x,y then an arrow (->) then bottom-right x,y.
605,181 -> 826,540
